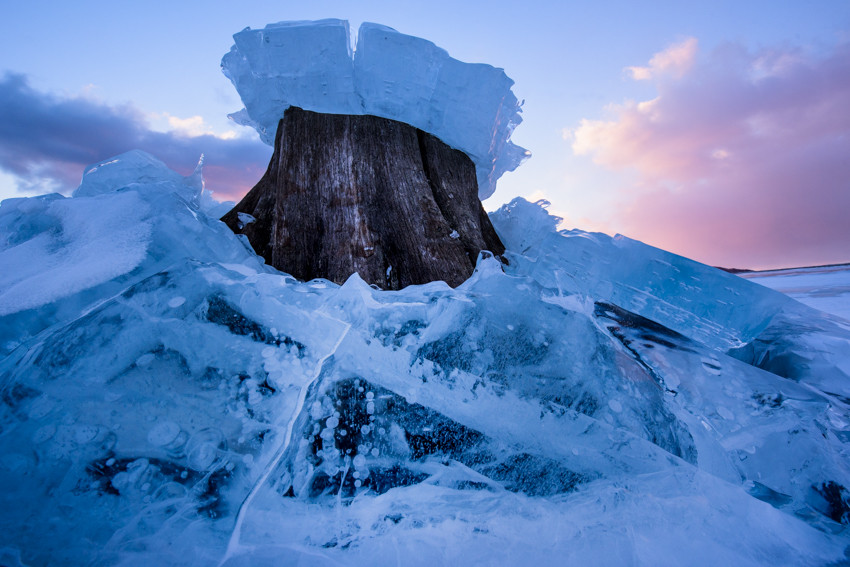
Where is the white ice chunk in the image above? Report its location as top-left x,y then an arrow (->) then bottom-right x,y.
221,20 -> 528,199
74,150 -> 184,198
236,212 -> 255,229
222,19 -> 358,144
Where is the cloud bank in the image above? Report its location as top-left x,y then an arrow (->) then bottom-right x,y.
572,39 -> 850,270
0,73 -> 270,201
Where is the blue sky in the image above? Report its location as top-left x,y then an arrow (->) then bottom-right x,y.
1,0 -> 848,269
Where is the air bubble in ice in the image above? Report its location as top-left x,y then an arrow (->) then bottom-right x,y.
186,428 -> 225,471
310,401 -> 323,420
147,421 -> 181,447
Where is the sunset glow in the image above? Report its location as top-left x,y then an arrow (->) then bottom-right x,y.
572,39 -> 850,269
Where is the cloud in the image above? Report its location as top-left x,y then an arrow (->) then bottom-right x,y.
571,40 -> 850,269
147,112 -> 239,140
0,73 -> 270,201
626,38 -> 698,81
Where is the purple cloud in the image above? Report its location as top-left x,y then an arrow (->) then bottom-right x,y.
572,40 -> 850,269
0,73 -> 270,201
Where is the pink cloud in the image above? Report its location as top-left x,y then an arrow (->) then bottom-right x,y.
626,37 -> 698,80
0,73 -> 270,203
572,40 -> 850,269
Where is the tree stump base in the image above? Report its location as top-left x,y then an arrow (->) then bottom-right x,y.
222,106 -> 504,289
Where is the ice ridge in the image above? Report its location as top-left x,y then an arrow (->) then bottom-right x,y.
221,19 -> 529,200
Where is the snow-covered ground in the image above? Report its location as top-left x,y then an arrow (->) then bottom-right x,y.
743,264 -> 850,321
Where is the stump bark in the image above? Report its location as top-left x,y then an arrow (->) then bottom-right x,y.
221,106 -> 504,289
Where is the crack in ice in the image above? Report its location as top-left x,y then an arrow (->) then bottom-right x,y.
220,316 -> 352,565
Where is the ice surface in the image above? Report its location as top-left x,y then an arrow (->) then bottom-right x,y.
0,150 -> 263,356
221,20 -> 528,199
744,265 -> 850,321
1,158 -> 850,565
0,190 -> 150,317
491,198 -> 850,397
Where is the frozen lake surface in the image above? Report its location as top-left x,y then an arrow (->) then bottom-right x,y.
743,264 -> 850,321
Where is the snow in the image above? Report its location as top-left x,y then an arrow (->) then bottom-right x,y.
1,155 -> 849,565
221,19 -> 528,200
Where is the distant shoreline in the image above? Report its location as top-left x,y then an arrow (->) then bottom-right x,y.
718,262 -> 850,276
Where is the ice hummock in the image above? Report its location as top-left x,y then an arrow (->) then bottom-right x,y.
1,152 -> 850,565
221,19 -> 529,200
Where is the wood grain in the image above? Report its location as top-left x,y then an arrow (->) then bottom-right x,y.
222,107 -> 504,289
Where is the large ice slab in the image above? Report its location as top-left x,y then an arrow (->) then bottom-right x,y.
490,198 -> 850,397
221,19 -> 528,199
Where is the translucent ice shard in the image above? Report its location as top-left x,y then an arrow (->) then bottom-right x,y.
74,150 -> 188,198
222,19 -> 359,141
221,19 -> 528,199
0,150 -> 262,356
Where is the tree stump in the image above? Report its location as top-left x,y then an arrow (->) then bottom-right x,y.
221,106 -> 504,289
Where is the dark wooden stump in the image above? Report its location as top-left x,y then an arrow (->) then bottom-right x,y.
221,106 -> 504,289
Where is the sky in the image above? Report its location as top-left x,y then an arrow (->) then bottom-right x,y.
1,0 -> 848,270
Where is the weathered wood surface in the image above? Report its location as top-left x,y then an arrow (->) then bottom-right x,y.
222,106 -> 504,289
